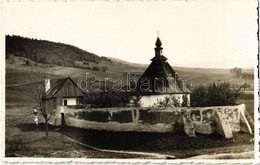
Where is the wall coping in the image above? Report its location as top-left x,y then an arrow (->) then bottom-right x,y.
59,104 -> 245,112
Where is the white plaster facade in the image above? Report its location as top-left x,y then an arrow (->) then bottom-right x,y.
140,94 -> 190,107
62,98 -> 77,106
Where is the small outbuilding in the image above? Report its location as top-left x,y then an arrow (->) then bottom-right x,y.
44,77 -> 84,111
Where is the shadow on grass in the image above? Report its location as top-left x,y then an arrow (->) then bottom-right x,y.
59,126 -> 253,152
16,123 -> 254,155
61,126 -> 173,150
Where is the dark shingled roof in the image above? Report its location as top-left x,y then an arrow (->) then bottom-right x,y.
136,37 -> 191,95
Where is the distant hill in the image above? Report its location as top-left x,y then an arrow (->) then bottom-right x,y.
173,66 -> 230,75
6,35 -> 112,67
107,57 -> 148,68
107,57 -> 231,75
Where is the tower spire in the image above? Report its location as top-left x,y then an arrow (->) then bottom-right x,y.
155,37 -> 162,47
155,31 -> 162,47
155,34 -> 163,57
151,33 -> 167,61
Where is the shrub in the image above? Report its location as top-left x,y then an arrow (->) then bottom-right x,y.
25,59 -> 33,66
6,54 -> 14,63
101,66 -> 108,72
181,94 -> 189,107
130,95 -> 142,107
56,61 -> 63,66
84,91 -> 131,108
153,96 -> 181,107
83,61 -> 89,65
92,65 -> 100,71
190,82 -> 247,107
6,54 -> 14,60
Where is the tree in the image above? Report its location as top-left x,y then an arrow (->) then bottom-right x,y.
29,66 -> 54,138
230,67 -> 242,78
191,82 -> 248,107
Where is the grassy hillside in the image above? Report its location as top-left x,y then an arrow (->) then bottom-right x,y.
6,55 -> 254,88
6,35 -> 112,67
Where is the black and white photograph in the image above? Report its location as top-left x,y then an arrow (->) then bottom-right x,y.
1,0 -> 258,162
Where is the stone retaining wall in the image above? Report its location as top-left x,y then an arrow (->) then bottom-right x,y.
49,104 -> 254,138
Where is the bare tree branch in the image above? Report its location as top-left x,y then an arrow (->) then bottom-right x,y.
28,65 -> 53,137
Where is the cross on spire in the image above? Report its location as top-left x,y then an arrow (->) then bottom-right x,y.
157,31 -> 160,37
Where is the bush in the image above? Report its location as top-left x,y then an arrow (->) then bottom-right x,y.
130,95 -> 142,107
92,65 -> 100,71
190,85 -> 208,107
25,59 -> 33,66
101,66 -> 108,72
6,54 -> 14,60
153,96 -> 181,107
84,92 -> 131,108
56,61 -> 63,66
190,82 -> 247,107
6,54 -> 14,63
181,94 -> 189,107
83,61 -> 89,65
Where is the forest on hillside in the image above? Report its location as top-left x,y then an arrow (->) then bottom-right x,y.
6,35 -> 112,67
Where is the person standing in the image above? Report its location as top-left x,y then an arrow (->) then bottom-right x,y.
60,106 -> 65,130
32,109 -> 39,133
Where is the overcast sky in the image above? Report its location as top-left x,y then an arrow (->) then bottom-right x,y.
3,0 -> 258,69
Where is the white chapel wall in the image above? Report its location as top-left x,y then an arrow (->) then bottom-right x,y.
140,94 -> 189,107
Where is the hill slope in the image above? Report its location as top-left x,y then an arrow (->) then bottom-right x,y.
6,35 -> 112,67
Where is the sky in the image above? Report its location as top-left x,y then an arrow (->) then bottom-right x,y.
2,0 -> 258,69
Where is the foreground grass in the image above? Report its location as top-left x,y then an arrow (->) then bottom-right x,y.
63,127 -> 254,159
5,107 -> 151,158
6,106 -> 254,159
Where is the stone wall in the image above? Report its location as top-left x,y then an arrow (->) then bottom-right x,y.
49,104 -> 254,138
